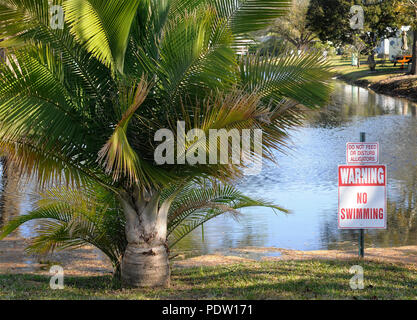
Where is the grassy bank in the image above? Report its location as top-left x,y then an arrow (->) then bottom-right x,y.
1,259 -> 417,300
331,57 -> 417,103
330,57 -> 407,83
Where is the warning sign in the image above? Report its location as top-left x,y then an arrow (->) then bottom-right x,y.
338,165 -> 387,229
346,142 -> 379,164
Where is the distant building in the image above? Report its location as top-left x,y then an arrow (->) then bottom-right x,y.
377,27 -> 411,61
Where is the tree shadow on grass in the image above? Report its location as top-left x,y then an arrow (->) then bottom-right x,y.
170,259 -> 417,299
342,67 -> 406,81
1,259 -> 416,300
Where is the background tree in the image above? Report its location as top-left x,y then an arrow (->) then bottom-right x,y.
307,0 -> 400,70
348,34 -> 367,67
268,0 -> 317,52
0,0 -> 332,288
394,0 -> 417,75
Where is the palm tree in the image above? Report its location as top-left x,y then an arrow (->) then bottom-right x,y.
0,0 -> 332,287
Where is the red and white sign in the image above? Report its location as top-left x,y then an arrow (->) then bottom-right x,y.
346,142 -> 379,164
338,165 -> 387,229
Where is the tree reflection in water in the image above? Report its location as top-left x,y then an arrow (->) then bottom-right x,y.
308,83 -> 417,129
0,158 -> 22,231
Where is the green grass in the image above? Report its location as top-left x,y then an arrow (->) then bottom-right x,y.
1,259 -> 417,300
330,57 -> 407,83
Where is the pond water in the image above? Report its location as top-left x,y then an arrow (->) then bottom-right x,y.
1,81 -> 417,258
174,81 -> 417,256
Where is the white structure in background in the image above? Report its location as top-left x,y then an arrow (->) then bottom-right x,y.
377,26 -> 411,61
235,38 -> 256,55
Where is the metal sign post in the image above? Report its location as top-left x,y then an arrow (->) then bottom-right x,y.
359,132 -> 365,258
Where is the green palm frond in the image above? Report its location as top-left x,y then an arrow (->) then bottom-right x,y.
0,138 -> 108,189
155,88 -> 297,182
0,48 -> 85,146
0,0 -> 115,105
167,181 -> 287,247
158,6 -> 236,103
0,185 -> 126,274
97,79 -> 150,185
239,49 -> 334,109
63,0 -> 142,74
169,0 -> 291,35
0,0 -> 52,48
215,0 -> 291,36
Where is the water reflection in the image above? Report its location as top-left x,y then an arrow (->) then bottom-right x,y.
0,159 -> 37,237
309,84 -> 417,129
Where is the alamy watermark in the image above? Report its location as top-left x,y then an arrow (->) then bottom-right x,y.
350,1 -> 389,30
349,265 -> 364,290
154,121 -> 263,175
50,5 -> 64,30
349,5 -> 364,30
49,265 -> 64,290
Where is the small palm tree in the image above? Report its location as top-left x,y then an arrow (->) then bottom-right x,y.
0,0 -> 332,287
0,180 -> 285,279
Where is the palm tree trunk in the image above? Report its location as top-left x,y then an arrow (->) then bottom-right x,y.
119,189 -> 171,288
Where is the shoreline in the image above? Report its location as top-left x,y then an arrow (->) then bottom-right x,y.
174,246 -> 417,269
336,73 -> 417,104
2,235 -> 417,277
